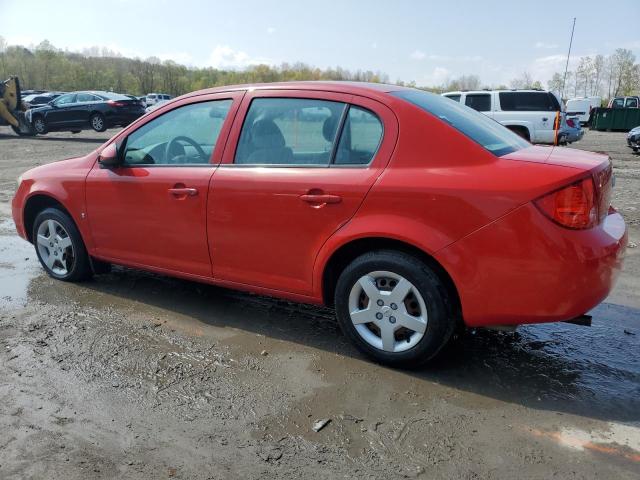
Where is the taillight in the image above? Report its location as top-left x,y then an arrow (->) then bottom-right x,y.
535,176 -> 597,229
567,118 -> 576,128
107,100 -> 125,107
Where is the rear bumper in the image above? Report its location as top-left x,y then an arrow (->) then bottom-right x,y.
435,202 -> 627,327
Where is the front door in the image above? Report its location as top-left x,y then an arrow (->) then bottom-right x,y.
85,93 -> 242,277
208,90 -> 397,295
46,93 -> 78,127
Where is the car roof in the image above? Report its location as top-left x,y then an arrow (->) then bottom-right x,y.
179,81 -> 409,102
443,89 -> 551,95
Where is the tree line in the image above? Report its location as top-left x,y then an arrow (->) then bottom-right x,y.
0,38 -> 389,97
0,37 -> 637,102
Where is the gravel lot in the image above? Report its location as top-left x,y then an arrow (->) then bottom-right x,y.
0,126 -> 639,479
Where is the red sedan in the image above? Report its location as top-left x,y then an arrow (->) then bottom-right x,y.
12,82 -> 627,366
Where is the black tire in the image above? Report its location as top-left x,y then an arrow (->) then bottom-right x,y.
334,250 -> 455,368
32,207 -> 92,282
90,113 -> 107,132
32,115 -> 48,135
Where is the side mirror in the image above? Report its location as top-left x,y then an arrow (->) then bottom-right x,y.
98,143 -> 120,168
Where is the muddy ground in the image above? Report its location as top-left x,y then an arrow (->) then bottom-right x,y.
0,126 -> 639,479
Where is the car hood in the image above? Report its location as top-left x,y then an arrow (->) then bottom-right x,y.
20,155 -> 96,182
502,145 -> 608,171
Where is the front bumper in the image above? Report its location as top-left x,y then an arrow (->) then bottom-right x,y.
11,182 -> 28,240
435,202 -> 627,327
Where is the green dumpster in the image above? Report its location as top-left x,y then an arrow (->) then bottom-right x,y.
591,107 -> 640,131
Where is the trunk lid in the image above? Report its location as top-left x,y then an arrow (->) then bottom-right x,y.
503,145 -> 609,170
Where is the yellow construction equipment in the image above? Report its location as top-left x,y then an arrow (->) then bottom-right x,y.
0,76 -> 35,135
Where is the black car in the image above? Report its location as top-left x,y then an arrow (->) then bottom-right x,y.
26,91 -> 146,134
22,92 -> 65,109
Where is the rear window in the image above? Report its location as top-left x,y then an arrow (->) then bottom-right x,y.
499,92 -> 559,112
465,94 -> 491,112
392,89 -> 529,157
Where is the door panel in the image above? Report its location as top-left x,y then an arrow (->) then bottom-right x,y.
86,166 -> 214,276
208,90 -> 398,295
85,92 -> 243,277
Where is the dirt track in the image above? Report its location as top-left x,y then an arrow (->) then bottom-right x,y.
0,126 -> 639,479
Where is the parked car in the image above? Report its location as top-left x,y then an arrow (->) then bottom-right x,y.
560,116 -> 584,144
566,96 -> 601,125
145,93 -> 172,107
628,125 -> 640,152
442,89 -> 566,144
145,99 -> 170,113
608,96 -> 639,108
26,91 -> 146,134
12,82 -> 626,367
22,92 -> 65,109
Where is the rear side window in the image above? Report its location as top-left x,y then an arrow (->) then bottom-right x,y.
392,89 -> 529,157
235,98 -> 346,165
334,106 -> 383,165
444,94 -> 461,102
499,92 -> 558,111
625,98 -> 638,108
465,94 -> 491,112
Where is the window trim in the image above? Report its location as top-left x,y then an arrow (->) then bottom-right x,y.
119,98 -> 234,168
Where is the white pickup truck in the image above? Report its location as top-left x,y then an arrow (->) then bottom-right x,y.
442,89 -> 564,144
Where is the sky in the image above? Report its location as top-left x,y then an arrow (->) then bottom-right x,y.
1,0 -> 639,87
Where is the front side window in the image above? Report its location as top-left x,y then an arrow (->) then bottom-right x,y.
465,94 -> 491,112
235,98 -> 346,165
122,99 -> 232,166
611,98 -> 624,108
335,106 -> 383,165
54,94 -> 76,106
392,89 -> 529,157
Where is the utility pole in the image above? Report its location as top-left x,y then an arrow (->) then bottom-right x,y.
561,17 -> 576,100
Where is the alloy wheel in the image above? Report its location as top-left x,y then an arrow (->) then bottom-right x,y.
36,219 -> 75,276
348,270 -> 428,353
33,118 -> 46,134
91,115 -> 104,131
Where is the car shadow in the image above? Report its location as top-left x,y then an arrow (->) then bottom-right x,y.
0,132 -> 107,144
72,266 -> 640,424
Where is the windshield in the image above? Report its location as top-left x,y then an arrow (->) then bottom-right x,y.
392,89 -> 529,157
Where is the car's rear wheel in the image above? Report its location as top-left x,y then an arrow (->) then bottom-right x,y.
335,250 -> 455,367
32,116 -> 47,135
90,113 -> 106,132
33,208 -> 92,282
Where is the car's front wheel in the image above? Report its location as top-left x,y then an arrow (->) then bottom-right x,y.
32,116 -> 47,135
335,250 -> 455,367
33,208 -> 92,282
90,113 -> 106,132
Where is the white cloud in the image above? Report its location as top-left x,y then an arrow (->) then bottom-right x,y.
157,51 -> 194,65
534,41 -> 559,49
423,66 -> 450,86
207,45 -> 273,69
267,27 -> 276,34
410,50 -> 426,60
371,42 -> 378,49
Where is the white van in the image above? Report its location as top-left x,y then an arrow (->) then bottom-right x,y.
566,97 -> 601,125
442,89 -> 564,144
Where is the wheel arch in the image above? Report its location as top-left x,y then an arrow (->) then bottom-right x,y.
23,194 -> 74,243
319,236 -> 462,321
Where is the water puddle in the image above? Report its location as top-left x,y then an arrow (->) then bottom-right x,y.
0,218 -> 40,311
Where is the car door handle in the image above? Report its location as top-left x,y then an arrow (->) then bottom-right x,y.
542,117 -> 549,121
299,194 -> 342,204
168,187 -> 198,197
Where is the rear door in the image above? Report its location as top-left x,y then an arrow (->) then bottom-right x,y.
498,91 -> 558,143
208,90 -> 398,295
85,92 -> 243,277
